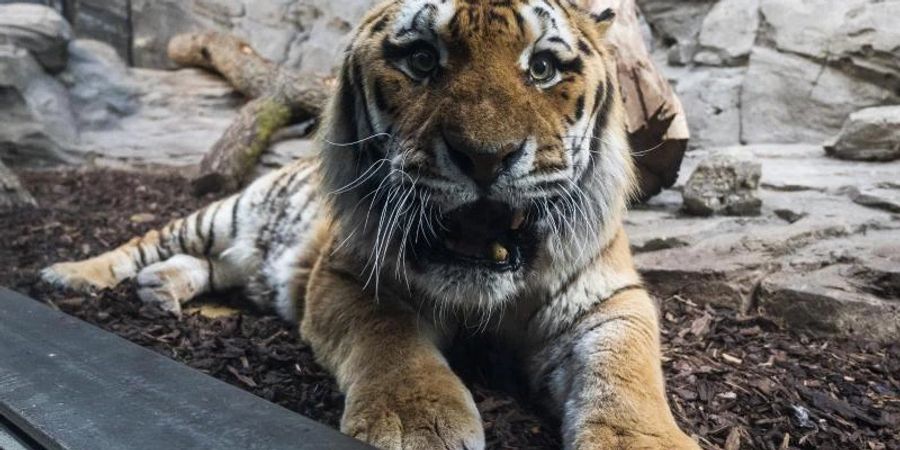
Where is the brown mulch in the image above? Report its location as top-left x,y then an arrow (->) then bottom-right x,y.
1,169 -> 898,450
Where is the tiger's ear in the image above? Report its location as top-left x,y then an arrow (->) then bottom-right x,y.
590,8 -> 616,35
565,1 -> 616,35
591,8 -> 616,25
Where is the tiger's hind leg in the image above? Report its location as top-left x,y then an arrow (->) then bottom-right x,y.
136,255 -> 245,316
42,194 -> 242,292
42,160 -> 321,316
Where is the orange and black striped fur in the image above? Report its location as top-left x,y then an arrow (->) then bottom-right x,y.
43,1 -> 698,448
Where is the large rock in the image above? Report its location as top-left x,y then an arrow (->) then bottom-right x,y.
740,47 -> 898,144
58,40 -> 139,129
0,86 -> 55,164
636,233 -> 772,310
0,44 -> 78,165
759,0 -> 900,91
830,1 -> 900,91
694,0 -> 759,66
848,187 -> 900,214
636,0 -> 716,65
682,148 -> 762,216
630,145 -> 900,342
825,106 -> 900,162
758,0 -> 859,59
758,232 -> 900,342
0,3 -> 72,72
284,0 -> 378,75
675,68 -> 744,149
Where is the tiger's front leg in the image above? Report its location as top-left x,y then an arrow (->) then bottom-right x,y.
532,288 -> 699,450
301,253 -> 484,450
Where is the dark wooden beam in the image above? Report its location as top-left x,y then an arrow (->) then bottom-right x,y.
0,414 -> 42,450
0,288 -> 371,450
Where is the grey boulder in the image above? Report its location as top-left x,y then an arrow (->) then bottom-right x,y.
694,0 -> 759,66
740,47 -> 897,144
759,0 -> 900,88
675,67 -> 744,149
0,44 -> 78,165
682,148 -> 762,216
825,106 -> 900,162
58,39 -> 139,129
0,4 -> 72,72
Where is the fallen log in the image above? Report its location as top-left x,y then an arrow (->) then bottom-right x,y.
0,160 -> 37,211
167,32 -> 330,195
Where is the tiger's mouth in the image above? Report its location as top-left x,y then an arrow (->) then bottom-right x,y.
414,200 -> 535,272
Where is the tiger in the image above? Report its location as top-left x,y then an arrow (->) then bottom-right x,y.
42,0 -> 699,448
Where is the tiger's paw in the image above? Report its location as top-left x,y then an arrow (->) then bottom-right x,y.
41,259 -> 121,292
573,426 -> 700,450
341,376 -> 485,450
136,255 -> 211,317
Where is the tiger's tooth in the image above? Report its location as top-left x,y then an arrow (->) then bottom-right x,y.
490,242 -> 509,262
510,209 -> 525,230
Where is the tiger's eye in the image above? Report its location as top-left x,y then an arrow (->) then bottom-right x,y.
409,48 -> 437,76
529,55 -> 557,83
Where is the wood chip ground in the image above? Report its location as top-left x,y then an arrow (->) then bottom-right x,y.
1,170 -> 897,450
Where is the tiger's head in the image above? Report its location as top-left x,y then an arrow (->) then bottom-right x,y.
321,0 -> 636,312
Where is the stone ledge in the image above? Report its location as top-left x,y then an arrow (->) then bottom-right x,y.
629,145 -> 900,342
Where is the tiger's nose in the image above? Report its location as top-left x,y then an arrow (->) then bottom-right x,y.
443,131 -> 525,189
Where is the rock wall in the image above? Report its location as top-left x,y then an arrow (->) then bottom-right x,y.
5,0 -> 897,151
1,0 -> 380,75
0,4 -> 77,165
640,0 -> 900,149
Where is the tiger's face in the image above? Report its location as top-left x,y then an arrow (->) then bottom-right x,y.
322,0 -> 635,312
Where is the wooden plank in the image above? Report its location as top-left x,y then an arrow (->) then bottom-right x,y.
0,288 -> 370,450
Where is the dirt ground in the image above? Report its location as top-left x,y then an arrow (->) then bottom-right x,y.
1,169 -> 898,450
